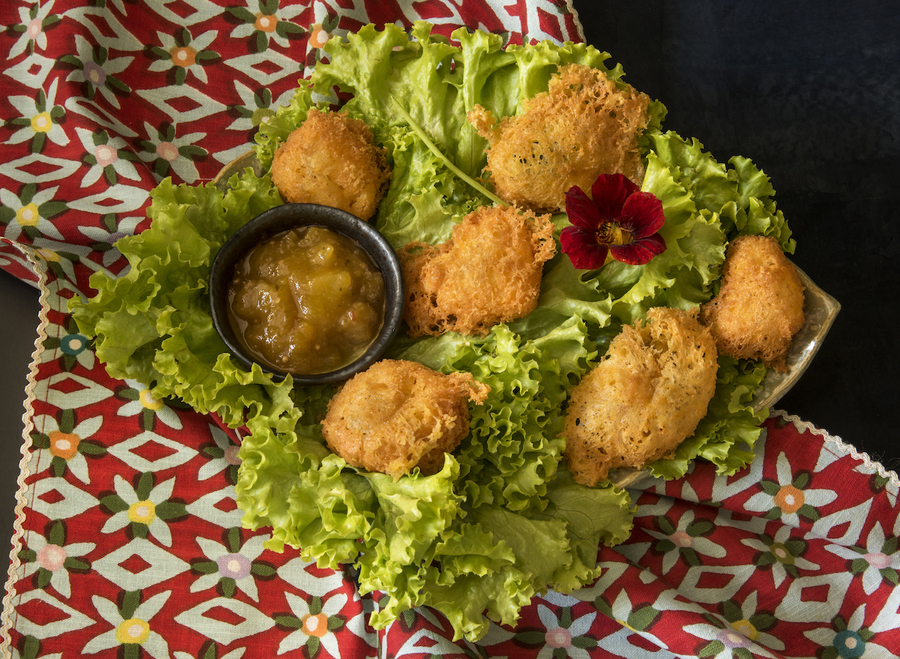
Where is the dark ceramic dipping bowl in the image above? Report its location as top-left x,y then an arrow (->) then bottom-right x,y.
209,203 -> 405,385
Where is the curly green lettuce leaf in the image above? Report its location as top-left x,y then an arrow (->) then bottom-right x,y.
69,172 -> 302,428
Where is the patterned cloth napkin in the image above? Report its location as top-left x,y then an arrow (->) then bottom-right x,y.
2,2 -> 899,658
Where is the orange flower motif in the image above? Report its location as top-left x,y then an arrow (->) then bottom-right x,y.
309,24 -> 331,49
302,613 -> 329,638
254,13 -> 278,33
49,431 -> 81,460
169,46 -> 197,68
774,484 -> 805,514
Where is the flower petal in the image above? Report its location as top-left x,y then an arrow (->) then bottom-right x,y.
590,173 -> 639,223
564,186 -> 600,230
561,226 -> 608,269
610,233 -> 666,265
620,191 -> 665,237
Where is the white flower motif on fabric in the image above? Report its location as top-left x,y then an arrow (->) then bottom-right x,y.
743,452 -> 838,528
74,127 -> 141,188
8,0 -> 56,59
741,525 -> 820,589
83,591 -> 171,658
682,621 -> 781,659
534,603 -> 597,659
148,29 -> 217,83
0,185 -> 65,242
803,603 -> 892,658
198,423 -> 242,482
19,529 -> 94,599
101,474 -> 177,546
175,650 -> 246,659
30,413 -> 102,484
190,534 -> 269,601
65,35 -> 134,110
137,121 -> 205,184
116,378 -> 184,430
643,509 -> 727,574
825,522 -> 900,595
228,0 -> 304,48
78,214 -> 144,268
277,591 -> 348,656
8,78 -> 69,147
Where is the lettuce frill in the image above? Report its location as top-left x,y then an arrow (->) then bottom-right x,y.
70,22 -> 793,641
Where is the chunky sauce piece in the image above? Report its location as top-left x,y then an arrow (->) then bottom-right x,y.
227,226 -> 385,375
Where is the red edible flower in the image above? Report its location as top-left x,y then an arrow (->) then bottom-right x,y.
560,173 -> 666,269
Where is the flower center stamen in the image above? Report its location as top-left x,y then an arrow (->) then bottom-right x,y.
16,203 -> 40,227
599,222 -> 633,246
774,485 -> 805,513
49,431 -> 81,459
31,112 -> 52,133
128,500 -> 156,524
138,389 -> 164,411
156,142 -> 179,162
37,544 -> 67,571
302,613 -> 329,638
255,14 -> 278,32
116,618 -> 151,644
170,46 -> 197,67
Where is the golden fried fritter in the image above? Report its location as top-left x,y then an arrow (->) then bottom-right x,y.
271,108 -> 391,220
700,235 -> 805,372
468,63 -> 651,212
563,307 -> 718,486
321,359 -> 490,479
399,204 -> 556,337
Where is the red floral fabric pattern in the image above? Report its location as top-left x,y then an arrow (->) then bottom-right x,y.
2,2 -> 899,658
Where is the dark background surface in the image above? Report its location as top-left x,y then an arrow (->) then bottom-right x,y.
0,3 -> 898,552
577,1 -> 900,471
0,271 -> 41,573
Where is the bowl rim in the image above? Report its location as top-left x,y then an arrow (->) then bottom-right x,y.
208,202 -> 406,385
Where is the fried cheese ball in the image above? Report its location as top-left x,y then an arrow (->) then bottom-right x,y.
399,204 -> 556,337
563,307 -> 718,486
271,108 -> 391,220
700,235 -> 805,372
321,359 -> 490,479
468,63 -> 651,212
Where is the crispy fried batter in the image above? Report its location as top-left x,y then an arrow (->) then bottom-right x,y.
271,108 -> 391,220
399,204 -> 557,337
563,307 -> 718,486
700,235 -> 805,372
321,359 -> 490,479
468,63 -> 651,212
